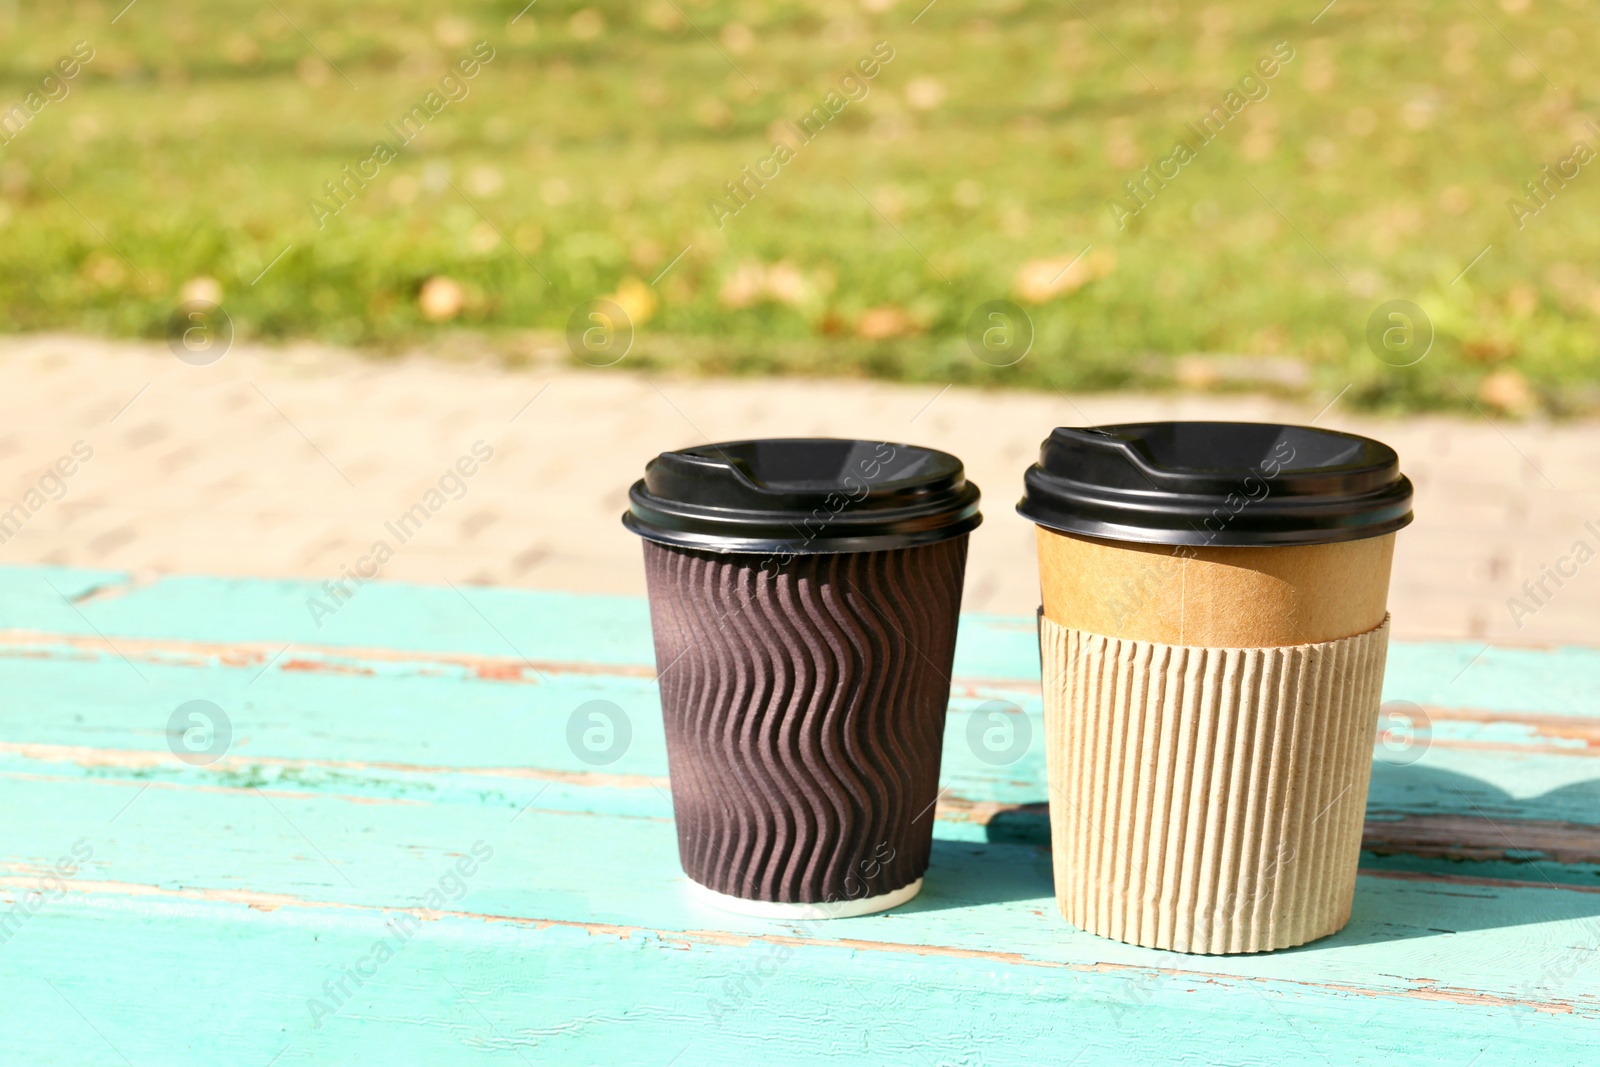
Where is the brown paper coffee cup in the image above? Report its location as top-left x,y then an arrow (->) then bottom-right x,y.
626,438 -> 982,917
644,537 -> 968,911
1019,423 -> 1413,953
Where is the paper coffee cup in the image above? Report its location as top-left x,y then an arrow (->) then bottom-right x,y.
1018,422 -> 1413,953
625,439 -> 981,916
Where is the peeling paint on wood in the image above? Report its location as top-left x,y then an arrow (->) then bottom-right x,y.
1,565 -> 1598,1064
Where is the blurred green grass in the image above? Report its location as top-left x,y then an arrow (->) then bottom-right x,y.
0,0 -> 1596,414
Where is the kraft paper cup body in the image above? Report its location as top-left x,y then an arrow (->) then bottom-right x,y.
1018,422 -> 1414,953
626,439 -> 980,916
1035,531 -> 1396,647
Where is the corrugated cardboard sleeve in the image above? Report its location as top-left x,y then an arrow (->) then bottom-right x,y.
643,537 -> 967,904
1040,615 -> 1391,954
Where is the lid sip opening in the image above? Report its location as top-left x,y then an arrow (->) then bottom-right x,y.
1017,421 -> 1414,547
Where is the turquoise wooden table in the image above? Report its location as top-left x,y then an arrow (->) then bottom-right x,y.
2,564 -> 1597,1064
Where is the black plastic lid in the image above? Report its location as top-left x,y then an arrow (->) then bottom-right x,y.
624,438 -> 982,553
1017,421 -> 1413,547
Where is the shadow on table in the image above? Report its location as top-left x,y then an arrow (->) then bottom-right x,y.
950,762 -> 1600,940
1329,761 -> 1600,946
904,838 -> 1055,914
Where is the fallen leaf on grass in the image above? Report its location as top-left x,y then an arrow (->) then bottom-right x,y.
1013,247 -> 1116,303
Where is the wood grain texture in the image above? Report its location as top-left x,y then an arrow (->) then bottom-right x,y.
0,565 -> 1597,1064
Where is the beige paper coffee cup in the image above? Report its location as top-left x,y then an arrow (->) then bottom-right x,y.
1018,423 -> 1414,953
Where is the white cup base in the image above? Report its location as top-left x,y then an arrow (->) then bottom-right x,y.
686,877 -> 923,919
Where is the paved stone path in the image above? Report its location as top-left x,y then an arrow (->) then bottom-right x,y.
3,333 -> 1598,646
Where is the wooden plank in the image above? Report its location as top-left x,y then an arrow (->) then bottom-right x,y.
7,566 -> 1600,706
3,564 -> 1598,1062
2,778 -> 1598,1064
3,738 -> 1598,890
1,628 -> 1597,875
0,627 -> 1593,806
4,890 -> 1596,1066
4,769 -> 1599,1000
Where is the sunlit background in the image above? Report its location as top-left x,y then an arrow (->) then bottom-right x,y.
2,0 -> 1597,412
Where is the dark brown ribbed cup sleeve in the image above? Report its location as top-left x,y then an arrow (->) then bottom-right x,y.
643,536 -> 968,904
